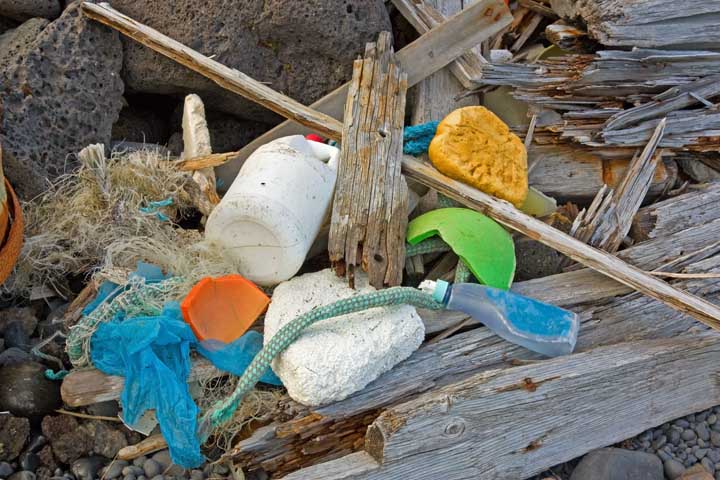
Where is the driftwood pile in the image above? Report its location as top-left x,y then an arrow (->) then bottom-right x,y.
59,0 -> 720,478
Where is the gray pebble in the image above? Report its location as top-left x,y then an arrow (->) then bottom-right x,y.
710,415 -> 718,425
679,451 -> 689,460
189,470 -> 204,480
685,454 -> 698,467
658,451 -> 671,462
639,432 -> 652,442
213,465 -> 229,476
653,435 -> 667,450
104,461 -> 129,480
202,466 -> 212,477
53,469 -> 62,476
712,431 -> 720,447
150,476 -> 164,480
670,430 -> 681,445
700,439 -> 708,448
8,473 -> 36,480
683,430 -> 698,441
677,420 -> 691,429
133,457 -> 147,468
714,423 -> 720,433
709,450 -> 720,463
703,457 -> 716,473
715,472 -> 720,480
698,424 -> 711,441
653,429 -> 665,440
688,414 -> 697,423
122,467 -> 144,477
123,475 -> 136,480
665,458 -> 686,480
143,460 -> 162,479
0,462 -> 14,478
642,440 -> 651,449
699,412 -> 710,423
138,476 -> 147,480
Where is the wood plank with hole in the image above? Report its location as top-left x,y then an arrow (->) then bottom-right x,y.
328,33 -> 408,288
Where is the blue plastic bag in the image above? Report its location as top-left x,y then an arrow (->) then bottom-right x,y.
90,301 -> 280,467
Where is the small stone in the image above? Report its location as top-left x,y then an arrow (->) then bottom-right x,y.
0,462 -> 14,477
70,456 -> 106,480
53,469 -> 62,476
20,452 -> 40,472
642,440 -> 651,449
41,416 -> 92,464
212,465 -> 229,476
34,467 -> 52,480
0,308 -> 38,337
684,430 -> 699,442
677,420 -> 692,429
189,470 -> 204,480
700,439 -> 707,448
708,450 -> 720,463
123,476 -> 136,480
665,458 -> 687,479
709,415 -> 717,425
86,401 -> 119,419
690,440 -> 699,447
0,348 -> 32,367
137,476 -> 147,480
711,431 -> 720,447
689,415 -> 698,423
703,458 -> 716,474
671,430 -> 682,445
150,476 -> 164,480
686,455 -> 698,467
0,363 -> 61,419
150,451 -> 183,476
132,457 -> 146,468
698,449 -> 709,460
3,321 -> 31,351
0,415 -> 30,461
699,412 -> 710,423
84,421 -> 127,459
143,460 -> 161,478
103,460 -> 128,480
26,436 -> 46,454
659,451 -> 672,462
37,446 -> 57,472
698,425 -> 711,442
8,472 -> 35,480
654,435 -> 668,450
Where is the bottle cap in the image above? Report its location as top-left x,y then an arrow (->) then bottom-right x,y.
433,279 -> 450,303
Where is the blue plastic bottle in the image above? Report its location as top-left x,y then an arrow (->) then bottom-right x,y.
424,280 -> 579,357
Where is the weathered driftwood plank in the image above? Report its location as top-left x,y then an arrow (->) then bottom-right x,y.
566,119 -> 666,255
219,0 -> 511,186
401,155 -> 720,329
81,2 -> 343,141
631,182 -> 720,242
323,333 -> 720,480
549,0 -> 720,48
527,143 -> 676,204
328,33 -> 408,288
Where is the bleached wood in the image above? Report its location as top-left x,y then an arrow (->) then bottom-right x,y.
117,434 -> 167,461
356,333 -> 720,479
631,182 -> 720,241
216,0 -> 511,186
328,33 -> 408,288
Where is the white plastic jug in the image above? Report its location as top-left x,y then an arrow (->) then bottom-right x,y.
205,135 -> 339,286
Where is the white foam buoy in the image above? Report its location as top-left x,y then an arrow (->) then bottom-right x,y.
205,135 -> 339,286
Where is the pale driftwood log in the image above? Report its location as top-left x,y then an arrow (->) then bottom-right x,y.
565,119 -> 666,257
328,33 -> 408,288
218,0 -> 511,186
631,182 -> 720,242
182,94 -> 219,215
117,434 -> 167,461
549,0 -> 720,49
294,333 -> 720,480
401,155 -> 720,329
527,143 -> 676,204
390,0 -> 487,90
81,2 -> 343,141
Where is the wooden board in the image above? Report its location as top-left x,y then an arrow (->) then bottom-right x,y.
328,33 -> 408,288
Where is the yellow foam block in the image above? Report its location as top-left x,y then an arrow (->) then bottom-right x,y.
429,106 -> 528,207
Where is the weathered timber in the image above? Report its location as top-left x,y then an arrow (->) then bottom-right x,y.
228,251 -> 720,475
328,33 -> 408,288
82,2 -> 343,141
549,0 -> 720,49
219,0 -> 511,186
527,143 -> 676,204
476,50 -> 720,150
390,0 -> 486,90
566,119 -> 666,255
83,0 -> 720,331
311,333 -> 720,480
401,155 -> 720,330
117,434 -> 166,461
632,182 -> 720,242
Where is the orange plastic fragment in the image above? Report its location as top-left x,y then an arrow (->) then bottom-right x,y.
181,274 -> 270,344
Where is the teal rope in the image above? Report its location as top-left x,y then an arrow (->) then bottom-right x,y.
403,121 -> 439,156
200,287 -> 444,435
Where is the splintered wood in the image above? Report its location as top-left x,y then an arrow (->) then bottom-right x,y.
329,33 -> 409,288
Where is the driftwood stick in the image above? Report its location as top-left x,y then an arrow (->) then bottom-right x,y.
81,2 -> 343,140
400,155 -> 720,330
565,119 -> 666,259
329,34 -> 409,288
117,434 -> 167,461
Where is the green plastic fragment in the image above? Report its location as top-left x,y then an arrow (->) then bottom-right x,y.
407,208 -> 516,290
